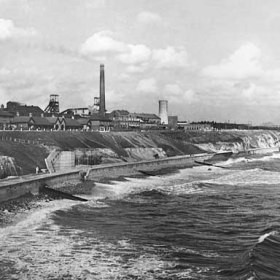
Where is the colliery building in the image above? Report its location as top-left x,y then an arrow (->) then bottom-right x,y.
0,64 -> 179,131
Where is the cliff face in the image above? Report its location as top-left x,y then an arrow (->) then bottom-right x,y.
0,130 -> 279,176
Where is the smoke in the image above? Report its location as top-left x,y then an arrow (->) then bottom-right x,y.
24,41 -> 96,64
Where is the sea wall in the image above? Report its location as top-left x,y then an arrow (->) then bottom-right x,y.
0,153 -> 212,202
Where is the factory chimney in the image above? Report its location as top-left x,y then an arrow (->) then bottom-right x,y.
159,100 -> 168,125
99,64 -> 106,117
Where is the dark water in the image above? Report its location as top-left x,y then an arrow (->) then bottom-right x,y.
2,154 -> 280,279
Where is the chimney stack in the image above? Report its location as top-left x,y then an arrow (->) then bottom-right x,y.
99,64 -> 106,117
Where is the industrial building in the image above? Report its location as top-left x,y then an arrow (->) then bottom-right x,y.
0,64 -> 180,131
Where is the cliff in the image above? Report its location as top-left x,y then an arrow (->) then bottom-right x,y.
0,130 -> 279,176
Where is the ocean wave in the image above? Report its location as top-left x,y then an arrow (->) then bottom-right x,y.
206,168 -> 280,186
258,230 -> 279,243
220,229 -> 280,279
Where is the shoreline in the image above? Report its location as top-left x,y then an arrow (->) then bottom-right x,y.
0,164 -> 183,227
1,150 -> 279,228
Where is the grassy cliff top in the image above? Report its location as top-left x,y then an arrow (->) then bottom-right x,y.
0,130 -> 277,175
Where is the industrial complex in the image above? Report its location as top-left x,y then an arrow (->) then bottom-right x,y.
0,64 -> 178,132
0,64 -> 263,132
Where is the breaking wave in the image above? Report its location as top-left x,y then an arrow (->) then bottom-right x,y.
195,131 -> 280,153
2,153 -> 280,279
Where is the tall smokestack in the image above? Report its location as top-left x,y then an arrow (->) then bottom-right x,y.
99,64 -> 106,116
159,100 -> 168,125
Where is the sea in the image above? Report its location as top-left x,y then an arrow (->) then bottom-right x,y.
1,154 -> 280,280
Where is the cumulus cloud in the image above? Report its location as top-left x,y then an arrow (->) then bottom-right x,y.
163,84 -> 198,104
201,42 -> 263,79
136,78 -> 158,93
0,18 -> 36,40
116,44 -> 151,73
80,31 -> 126,55
117,44 -> 151,64
152,46 -> 190,68
137,11 -> 162,24
80,31 -> 192,72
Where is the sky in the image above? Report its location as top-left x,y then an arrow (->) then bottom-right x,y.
1,0 -> 280,124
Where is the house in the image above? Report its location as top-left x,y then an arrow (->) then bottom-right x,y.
77,118 -> 91,131
55,117 -> 82,130
10,116 -> 31,130
44,117 -> 58,130
28,117 -> 53,130
0,110 -> 14,129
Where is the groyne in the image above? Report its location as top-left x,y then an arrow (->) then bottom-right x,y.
0,153 -> 212,203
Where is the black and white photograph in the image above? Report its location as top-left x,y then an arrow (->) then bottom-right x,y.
0,0 -> 280,279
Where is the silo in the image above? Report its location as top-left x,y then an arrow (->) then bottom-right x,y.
159,100 -> 168,124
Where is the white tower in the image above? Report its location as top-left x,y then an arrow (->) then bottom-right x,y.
159,100 -> 168,124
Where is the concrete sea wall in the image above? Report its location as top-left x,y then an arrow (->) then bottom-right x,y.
1,146 -> 279,203
0,153 -> 212,202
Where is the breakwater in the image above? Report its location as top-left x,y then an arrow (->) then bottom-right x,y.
0,153 -> 213,203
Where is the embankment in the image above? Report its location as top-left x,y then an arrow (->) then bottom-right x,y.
0,130 -> 279,176
1,129 -> 280,202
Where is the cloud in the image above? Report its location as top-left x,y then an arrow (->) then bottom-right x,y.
164,84 -> 183,95
137,11 -> 162,24
117,44 -> 151,73
164,83 -> 198,104
240,82 -> 257,99
80,31 -> 126,55
84,0 -> 106,9
0,18 -> 36,40
117,44 -> 151,64
136,78 -> 158,93
201,42 -> 263,79
125,64 -> 149,73
152,46 -> 190,68
0,67 -> 10,76
80,31 -> 193,73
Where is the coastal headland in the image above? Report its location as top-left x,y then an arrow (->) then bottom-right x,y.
0,129 -> 279,204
